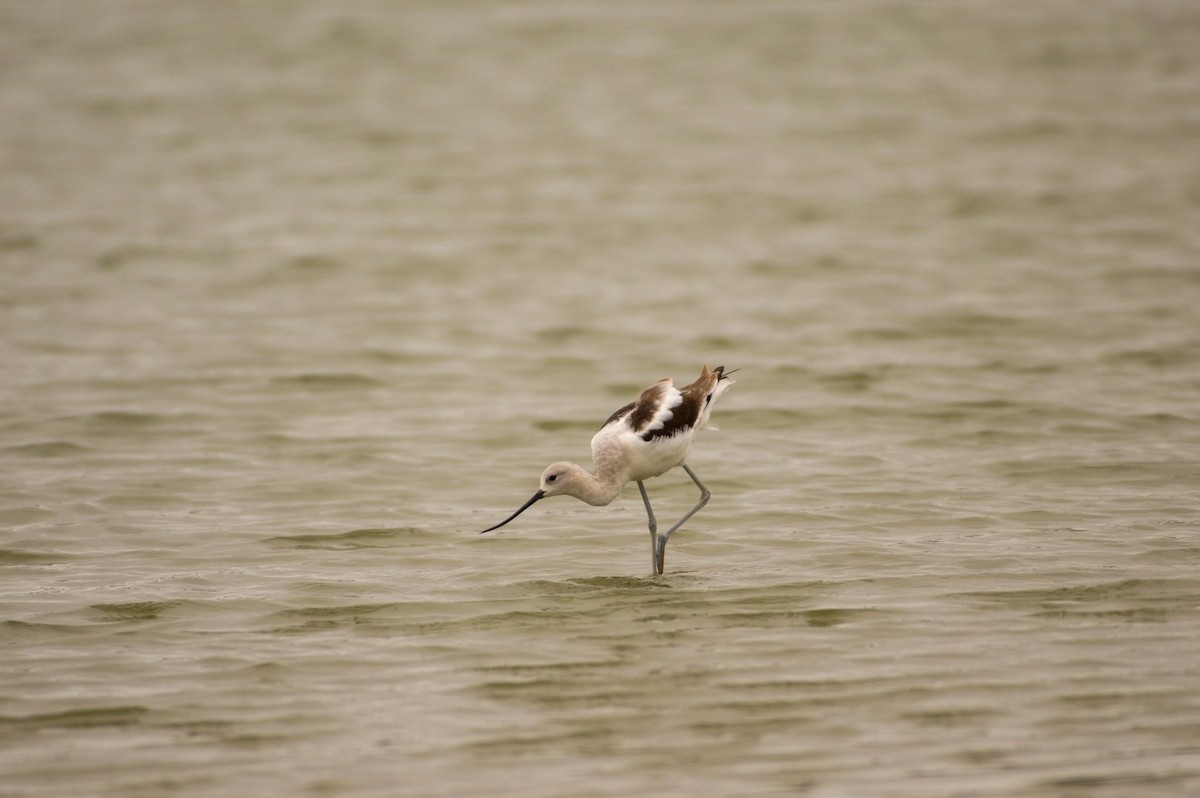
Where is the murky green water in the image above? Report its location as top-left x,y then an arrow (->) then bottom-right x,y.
3,1 -> 1199,795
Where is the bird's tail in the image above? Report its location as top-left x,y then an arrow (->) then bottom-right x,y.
713,365 -> 738,381
695,364 -> 735,431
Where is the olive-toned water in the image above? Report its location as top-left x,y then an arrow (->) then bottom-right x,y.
3,2 -> 1199,796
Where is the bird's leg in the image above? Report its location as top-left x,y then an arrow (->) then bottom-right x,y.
653,464 -> 711,574
637,481 -> 657,533
637,481 -> 658,574
665,464 -> 711,537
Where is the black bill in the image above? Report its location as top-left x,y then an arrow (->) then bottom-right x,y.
479,490 -> 546,534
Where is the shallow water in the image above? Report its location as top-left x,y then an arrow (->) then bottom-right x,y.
3,1 -> 1200,796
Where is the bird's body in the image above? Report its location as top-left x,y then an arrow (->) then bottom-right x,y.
480,364 -> 735,574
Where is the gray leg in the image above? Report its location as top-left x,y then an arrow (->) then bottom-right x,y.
637,481 -> 657,574
653,464 -> 711,575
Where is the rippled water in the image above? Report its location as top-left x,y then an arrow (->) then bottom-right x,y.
3,1 -> 1200,796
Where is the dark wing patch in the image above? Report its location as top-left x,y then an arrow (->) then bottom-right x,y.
639,364 -> 723,442
619,377 -> 675,438
600,401 -> 635,431
603,368 -> 729,442
628,395 -> 662,434
641,393 -> 699,442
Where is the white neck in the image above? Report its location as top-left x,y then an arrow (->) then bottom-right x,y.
565,463 -> 626,506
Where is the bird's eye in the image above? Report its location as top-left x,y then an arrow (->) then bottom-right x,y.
547,474 -> 557,482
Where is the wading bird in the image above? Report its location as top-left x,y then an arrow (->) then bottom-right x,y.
480,364 -> 735,574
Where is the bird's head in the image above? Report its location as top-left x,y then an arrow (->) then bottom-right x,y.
539,461 -> 583,497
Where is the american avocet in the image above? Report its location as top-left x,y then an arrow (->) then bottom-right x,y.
480,364 -> 736,575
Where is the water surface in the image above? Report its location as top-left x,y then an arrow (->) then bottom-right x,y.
2,1 -> 1199,796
